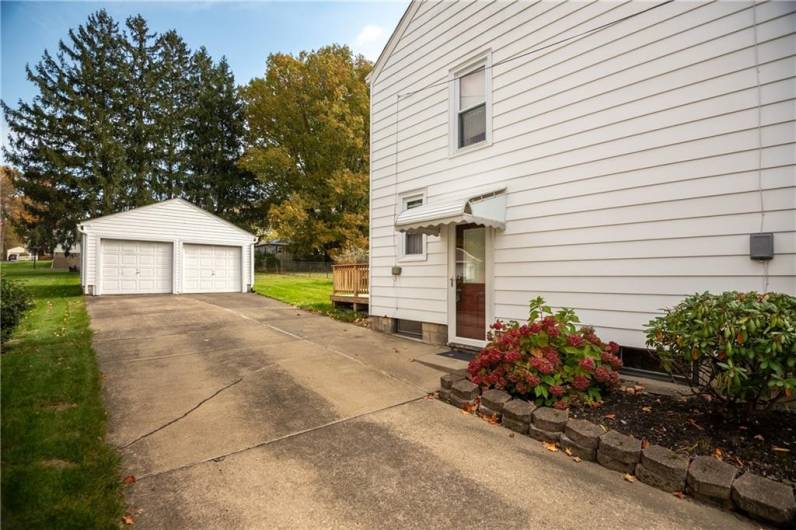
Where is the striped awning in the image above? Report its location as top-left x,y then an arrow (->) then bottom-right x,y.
395,189 -> 507,236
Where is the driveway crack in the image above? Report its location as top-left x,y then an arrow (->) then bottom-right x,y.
120,377 -> 243,449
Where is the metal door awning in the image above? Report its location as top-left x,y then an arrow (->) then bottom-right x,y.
395,189 -> 507,236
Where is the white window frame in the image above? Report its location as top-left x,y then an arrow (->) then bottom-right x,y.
449,50 -> 492,156
399,191 -> 427,262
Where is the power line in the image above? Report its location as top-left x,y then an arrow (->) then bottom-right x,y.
398,0 -> 675,99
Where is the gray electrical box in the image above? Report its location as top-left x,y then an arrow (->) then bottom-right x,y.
391,265 -> 402,276
750,233 -> 774,261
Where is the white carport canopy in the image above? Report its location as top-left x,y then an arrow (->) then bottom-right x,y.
395,189 -> 507,236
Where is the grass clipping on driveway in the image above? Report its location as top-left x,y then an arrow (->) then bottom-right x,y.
254,273 -> 363,322
1,262 -> 123,527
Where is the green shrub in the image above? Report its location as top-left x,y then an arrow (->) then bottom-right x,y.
468,297 -> 622,409
1,277 -> 33,343
646,291 -> 796,413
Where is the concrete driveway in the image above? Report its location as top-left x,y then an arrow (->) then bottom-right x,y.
87,293 -> 753,529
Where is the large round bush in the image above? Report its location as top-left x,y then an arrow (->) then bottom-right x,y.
646,291 -> 796,413
468,297 -> 621,409
1,278 -> 32,343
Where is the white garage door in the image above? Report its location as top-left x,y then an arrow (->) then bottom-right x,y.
183,244 -> 241,293
101,240 -> 172,294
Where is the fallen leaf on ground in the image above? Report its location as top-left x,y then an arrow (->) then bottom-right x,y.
543,442 -> 558,452
673,491 -> 685,499
687,419 -> 704,431
564,447 -> 573,456
573,456 -> 582,463
623,473 -> 636,483
122,514 -> 135,525
599,424 -> 608,432
424,393 -> 436,400
713,448 -> 723,460
122,475 -> 136,485
641,406 -> 652,413
641,438 -> 650,450
753,434 -> 765,441
772,446 -> 791,453
603,413 -> 616,420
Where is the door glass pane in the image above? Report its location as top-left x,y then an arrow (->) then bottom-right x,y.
456,224 -> 486,340
459,104 -> 486,147
459,67 -> 485,109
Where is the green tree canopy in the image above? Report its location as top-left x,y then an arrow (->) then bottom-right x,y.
240,45 -> 371,258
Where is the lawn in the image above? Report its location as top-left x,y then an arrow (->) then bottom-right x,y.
254,273 -> 361,322
1,261 -> 124,528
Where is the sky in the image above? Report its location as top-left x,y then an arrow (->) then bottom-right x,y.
1,0 -> 409,152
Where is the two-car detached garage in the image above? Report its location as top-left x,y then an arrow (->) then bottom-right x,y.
78,199 -> 256,296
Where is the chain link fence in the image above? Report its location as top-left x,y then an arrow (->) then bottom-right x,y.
256,258 -> 332,277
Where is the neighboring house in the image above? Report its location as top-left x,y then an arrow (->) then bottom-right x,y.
78,198 -> 257,295
52,242 -> 81,270
255,239 -> 293,261
367,1 -> 796,370
5,246 -> 32,261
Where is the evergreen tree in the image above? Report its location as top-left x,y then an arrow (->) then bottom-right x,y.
186,50 -> 262,229
152,30 -> 192,199
122,15 -> 158,207
3,9 -> 128,249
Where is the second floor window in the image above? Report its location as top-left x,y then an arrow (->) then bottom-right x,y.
457,67 -> 486,148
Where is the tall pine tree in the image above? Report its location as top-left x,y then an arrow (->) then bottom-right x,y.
152,30 -> 192,200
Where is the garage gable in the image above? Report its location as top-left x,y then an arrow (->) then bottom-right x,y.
80,198 -> 255,242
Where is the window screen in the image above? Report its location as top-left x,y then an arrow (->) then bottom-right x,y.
458,67 -> 486,148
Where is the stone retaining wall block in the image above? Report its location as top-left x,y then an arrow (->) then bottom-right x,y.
564,419 -> 602,449
532,407 -> 568,432
451,380 -> 480,400
502,399 -> 535,423
449,394 -> 476,411
597,431 -> 641,474
686,456 -> 737,507
528,423 -> 561,443
440,372 -> 467,390
438,388 -> 451,404
560,434 -> 596,461
480,389 -> 512,416
731,472 -> 796,526
635,445 -> 689,493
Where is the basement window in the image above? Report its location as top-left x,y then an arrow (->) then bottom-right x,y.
395,319 -> 423,339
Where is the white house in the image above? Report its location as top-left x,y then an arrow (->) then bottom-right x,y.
78,199 -> 257,295
367,1 -> 796,365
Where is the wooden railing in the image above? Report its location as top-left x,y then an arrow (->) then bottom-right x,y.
332,263 -> 369,299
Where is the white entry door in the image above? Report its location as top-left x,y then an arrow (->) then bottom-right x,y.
101,240 -> 172,295
183,244 -> 241,293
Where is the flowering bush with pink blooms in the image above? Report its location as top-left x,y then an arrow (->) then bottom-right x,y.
467,297 -> 622,408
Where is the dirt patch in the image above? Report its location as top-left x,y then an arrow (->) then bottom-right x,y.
39,459 -> 78,469
42,402 -> 78,412
571,390 -> 796,486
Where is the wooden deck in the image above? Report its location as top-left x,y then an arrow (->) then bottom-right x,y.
331,263 -> 369,310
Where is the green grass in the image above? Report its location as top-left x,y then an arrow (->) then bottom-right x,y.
253,273 -> 361,322
1,261 -> 124,529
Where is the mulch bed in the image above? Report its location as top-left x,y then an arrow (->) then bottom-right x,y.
570,389 -> 796,486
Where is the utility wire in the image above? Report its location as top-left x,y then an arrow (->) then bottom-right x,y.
398,0 -> 675,99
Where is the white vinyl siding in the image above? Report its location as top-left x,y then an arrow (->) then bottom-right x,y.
80,199 -> 255,295
368,1 -> 796,347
